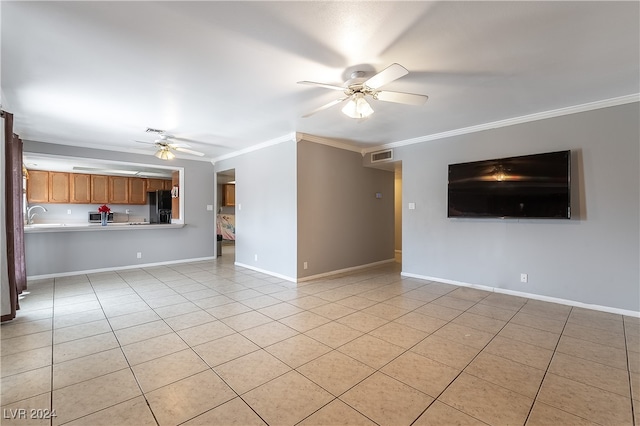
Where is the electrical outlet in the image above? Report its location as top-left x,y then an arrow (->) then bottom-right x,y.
303,261 -> 308,270
254,254 -> 258,261
520,273 -> 528,283
137,252 -> 142,259
67,209 -> 72,214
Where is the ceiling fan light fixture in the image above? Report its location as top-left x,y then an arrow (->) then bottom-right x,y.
342,93 -> 374,119
155,147 -> 175,160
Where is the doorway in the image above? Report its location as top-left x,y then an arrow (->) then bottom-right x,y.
216,169 -> 236,262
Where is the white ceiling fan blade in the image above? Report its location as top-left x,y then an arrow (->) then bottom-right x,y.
173,147 -> 205,157
297,81 -> 346,91
134,140 -> 156,145
375,90 -> 428,106
364,63 -> 409,89
302,97 -> 349,118
167,142 -> 191,149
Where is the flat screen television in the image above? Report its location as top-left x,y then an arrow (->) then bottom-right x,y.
448,150 -> 571,219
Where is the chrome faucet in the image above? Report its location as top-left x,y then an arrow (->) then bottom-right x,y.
27,205 -> 47,225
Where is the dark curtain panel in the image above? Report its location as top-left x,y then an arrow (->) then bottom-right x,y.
1,111 -> 26,322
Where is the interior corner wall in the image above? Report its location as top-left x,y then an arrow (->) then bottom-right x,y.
297,140 -> 395,278
393,102 -> 639,312
214,140 -> 297,280
0,114 -> 11,317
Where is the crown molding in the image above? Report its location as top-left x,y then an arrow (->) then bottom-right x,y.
212,132 -> 297,164
361,94 -> 640,155
296,133 -> 364,154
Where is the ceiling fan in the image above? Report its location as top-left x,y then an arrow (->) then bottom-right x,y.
136,129 -> 205,160
298,63 -> 428,119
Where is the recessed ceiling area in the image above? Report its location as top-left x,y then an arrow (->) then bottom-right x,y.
2,2 -> 638,160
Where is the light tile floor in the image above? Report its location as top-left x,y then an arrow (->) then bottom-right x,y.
1,253 -> 638,426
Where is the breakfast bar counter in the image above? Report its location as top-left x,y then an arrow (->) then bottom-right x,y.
24,223 -> 185,233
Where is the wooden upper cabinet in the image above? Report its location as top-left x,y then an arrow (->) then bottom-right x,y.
128,177 -> 147,205
91,175 -> 109,204
49,172 -> 70,203
223,184 -> 235,206
163,179 -> 173,190
109,176 -> 129,204
146,178 -> 164,192
70,173 -> 91,204
26,170 -> 49,203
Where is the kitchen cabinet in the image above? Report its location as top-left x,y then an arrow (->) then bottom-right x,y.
26,170 -> 49,203
49,172 -> 70,203
91,175 -> 109,204
146,179 -> 164,192
70,173 -> 91,204
222,184 -> 235,206
163,179 -> 173,190
109,176 -> 129,204
128,177 -> 147,204
171,171 -> 180,220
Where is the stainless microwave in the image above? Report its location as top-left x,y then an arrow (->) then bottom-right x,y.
88,212 -> 114,223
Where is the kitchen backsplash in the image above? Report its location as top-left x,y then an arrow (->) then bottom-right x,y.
26,203 -> 149,224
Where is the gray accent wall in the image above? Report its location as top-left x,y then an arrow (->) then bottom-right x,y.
23,141 -> 216,276
214,140 -> 297,280
382,103 -> 639,312
297,140 -> 395,278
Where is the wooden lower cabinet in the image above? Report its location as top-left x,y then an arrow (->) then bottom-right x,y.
70,173 -> 91,204
91,175 -> 109,204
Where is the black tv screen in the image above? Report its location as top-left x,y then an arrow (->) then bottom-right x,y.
448,150 -> 571,219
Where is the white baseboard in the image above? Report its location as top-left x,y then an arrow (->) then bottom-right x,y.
401,271 -> 640,318
297,259 -> 396,283
234,262 -> 297,283
27,256 -> 216,281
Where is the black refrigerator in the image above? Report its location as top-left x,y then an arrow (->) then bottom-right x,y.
148,190 -> 172,223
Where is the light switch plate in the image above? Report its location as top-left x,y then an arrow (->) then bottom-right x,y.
408,203 -> 416,210
206,205 -> 213,211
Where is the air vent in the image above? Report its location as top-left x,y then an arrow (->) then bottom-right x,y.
371,149 -> 393,163
145,127 -> 164,134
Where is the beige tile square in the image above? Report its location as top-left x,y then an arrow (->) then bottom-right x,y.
335,311 -> 388,333
114,320 -> 173,346
53,332 -> 119,364
414,303 -> 463,321
526,401 -> 600,426
483,335 -> 554,370
206,301 -> 253,319
509,311 -> 566,334
431,296 -> 476,311
562,322 -> 626,349
464,351 -> 545,398
341,372 -> 433,426
383,295 -> 428,311
537,373 -> 632,425
121,332 -> 188,366
176,320 -> 236,346
220,311 -> 273,331
243,370 -> 334,425
411,335 -> 480,370
0,392 -> 51,426
132,348 -> 208,393
452,312 -> 506,334
278,311 -> 331,333
53,347 -> 128,389
298,399 -> 376,426
548,352 -> 631,397
335,295 -> 378,310
266,334 -> 332,368
381,351 -> 460,398
393,311 -> 447,334
287,295 -> 330,310
145,369 -> 236,426
432,323 -> 495,350
101,301 -> 150,318
338,335 -> 405,370
163,310 -> 216,331
304,322 -> 363,348
310,302 -> 357,320
1,318 -> 52,340
477,293 -> 527,311
214,349 -> 291,394
52,368 -> 141,425
298,350 -> 375,396
1,366 -> 51,406
63,396 -> 156,426
183,397 -> 267,425
556,335 -> 627,370
257,302 -> 304,320
440,372 -> 533,426
241,321 -> 299,347
153,301 -> 201,319
193,333 -> 260,367
1,331 -> 52,356
466,302 -> 517,321
498,322 -> 560,350
518,301 -> 571,322
1,346 -> 51,378
240,294 -> 281,309
362,303 -> 410,321
447,287 -> 490,303
105,309 -> 160,331
369,322 -> 427,349
413,400 -> 488,426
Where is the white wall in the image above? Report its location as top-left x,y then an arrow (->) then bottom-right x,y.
385,103 -> 639,312
23,141 -> 216,276
214,140 -> 298,280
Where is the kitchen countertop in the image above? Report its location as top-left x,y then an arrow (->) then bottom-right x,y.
24,222 -> 185,233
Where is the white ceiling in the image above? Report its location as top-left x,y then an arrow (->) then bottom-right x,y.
2,1 -> 638,162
